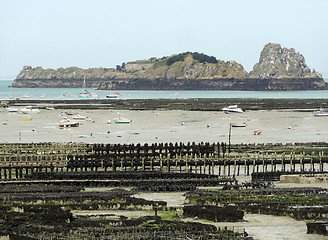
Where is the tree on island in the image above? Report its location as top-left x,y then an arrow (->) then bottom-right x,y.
166,52 -> 218,66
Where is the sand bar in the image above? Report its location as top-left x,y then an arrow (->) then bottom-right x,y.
0,108 -> 327,144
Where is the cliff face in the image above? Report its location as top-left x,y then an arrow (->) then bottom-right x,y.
249,43 -> 322,79
12,44 -> 326,91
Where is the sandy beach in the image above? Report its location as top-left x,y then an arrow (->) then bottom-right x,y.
0,108 -> 327,144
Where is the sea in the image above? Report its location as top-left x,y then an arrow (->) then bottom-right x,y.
1,80 -> 328,100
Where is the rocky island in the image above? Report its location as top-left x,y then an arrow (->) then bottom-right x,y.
11,43 -> 326,91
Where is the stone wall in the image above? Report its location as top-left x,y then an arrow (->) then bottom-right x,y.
125,63 -> 154,71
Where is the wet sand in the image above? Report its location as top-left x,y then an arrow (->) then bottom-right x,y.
0,108 -> 327,144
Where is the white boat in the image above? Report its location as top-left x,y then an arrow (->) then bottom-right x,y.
113,117 -> 131,124
314,108 -> 328,117
58,119 -> 79,128
72,114 -> 87,121
7,107 -> 18,112
79,89 -> 91,98
231,122 -> 247,127
46,107 -> 55,110
22,94 -> 31,99
222,105 -> 244,114
20,106 -> 40,114
79,78 -> 98,98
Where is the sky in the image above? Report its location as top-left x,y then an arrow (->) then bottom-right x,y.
1,0 -> 328,80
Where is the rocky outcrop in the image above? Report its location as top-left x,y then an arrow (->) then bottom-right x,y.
15,53 -> 248,82
12,44 -> 326,90
16,65 -> 132,80
249,43 -> 322,79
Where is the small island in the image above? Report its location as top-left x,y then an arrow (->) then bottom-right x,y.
11,43 -> 326,91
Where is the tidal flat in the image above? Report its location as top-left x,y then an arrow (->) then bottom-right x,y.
1,99 -> 328,239
0,108 -> 327,144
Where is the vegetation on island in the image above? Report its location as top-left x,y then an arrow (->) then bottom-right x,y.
166,52 -> 218,66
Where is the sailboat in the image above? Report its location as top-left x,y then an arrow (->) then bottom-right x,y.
79,77 -> 98,98
79,77 -> 90,98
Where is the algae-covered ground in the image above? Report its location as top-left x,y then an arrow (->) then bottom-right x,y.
7,98 -> 328,111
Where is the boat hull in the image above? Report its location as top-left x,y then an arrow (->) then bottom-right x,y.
58,120 -> 79,128
231,123 -> 247,127
113,117 -> 131,124
106,95 -> 118,99
314,114 -> 328,117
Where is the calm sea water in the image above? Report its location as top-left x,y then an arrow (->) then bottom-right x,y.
1,80 -> 328,100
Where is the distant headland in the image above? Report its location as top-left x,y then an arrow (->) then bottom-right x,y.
11,43 -> 326,91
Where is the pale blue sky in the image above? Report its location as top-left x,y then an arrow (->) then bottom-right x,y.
1,0 -> 327,79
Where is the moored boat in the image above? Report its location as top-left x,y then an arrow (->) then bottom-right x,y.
231,122 -> 247,127
79,78 -> 98,98
314,108 -> 328,117
58,119 -> 79,128
20,106 -> 40,114
113,117 -> 131,124
22,94 -> 31,99
7,107 -> 18,112
222,105 -> 244,114
106,92 -> 120,98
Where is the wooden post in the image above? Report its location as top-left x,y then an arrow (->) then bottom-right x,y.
160,154 -> 163,172
204,156 -> 206,175
311,151 -> 314,172
131,157 -> 134,171
212,154 -> 214,175
150,156 -> 153,171
142,157 -> 145,171
262,153 -> 265,172
320,151 -> 324,172
228,124 -> 231,153
245,153 -> 248,176
233,154 -> 237,177
223,154 -> 227,177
